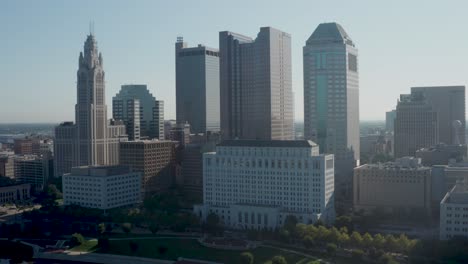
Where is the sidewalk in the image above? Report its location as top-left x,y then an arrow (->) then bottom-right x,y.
36,250 -> 174,264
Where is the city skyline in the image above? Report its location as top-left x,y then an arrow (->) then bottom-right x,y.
3,1 -> 468,123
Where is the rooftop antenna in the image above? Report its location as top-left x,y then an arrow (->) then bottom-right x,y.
89,21 -> 95,36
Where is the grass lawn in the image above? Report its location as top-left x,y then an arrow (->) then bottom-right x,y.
98,238 -> 321,264
70,239 -> 98,252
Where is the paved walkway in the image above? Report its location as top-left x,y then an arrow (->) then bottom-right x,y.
37,251 -> 174,264
262,244 -> 331,264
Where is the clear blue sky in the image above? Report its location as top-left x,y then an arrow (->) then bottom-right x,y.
2,0 -> 468,123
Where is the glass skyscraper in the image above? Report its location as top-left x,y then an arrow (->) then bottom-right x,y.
175,38 -> 220,134
303,23 -> 360,195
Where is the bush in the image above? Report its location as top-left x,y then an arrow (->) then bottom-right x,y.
70,233 -> 85,247
121,222 -> 132,234
240,252 -> 254,264
271,255 -> 287,264
351,249 -> 365,261
326,243 -> 337,257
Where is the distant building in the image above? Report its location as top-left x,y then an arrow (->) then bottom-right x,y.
179,132 -> 221,201
14,138 -> 33,155
386,110 -> 396,132
119,140 -> 177,195
170,123 -> 191,146
164,120 -> 177,140
303,22 -> 360,198
394,86 -> 466,158
54,122 -> 76,177
175,38 -> 220,134
113,84 -> 164,140
194,140 -> 335,229
0,183 -> 30,204
220,27 -> 294,140
113,98 -> 140,140
394,92 -> 438,158
62,165 -> 141,210
411,86 -> 465,145
0,156 -> 14,178
440,183 -> 468,240
53,34 -> 128,176
353,157 -> 432,214
416,144 -> 467,166
14,155 -> 53,191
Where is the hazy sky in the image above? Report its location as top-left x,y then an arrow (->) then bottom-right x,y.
2,0 -> 468,123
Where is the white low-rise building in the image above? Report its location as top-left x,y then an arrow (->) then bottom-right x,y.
194,140 -> 335,230
63,165 -> 142,210
440,183 -> 468,240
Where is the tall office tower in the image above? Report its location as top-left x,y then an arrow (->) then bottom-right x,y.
175,38 -> 220,134
303,23 -> 360,196
394,92 -> 438,158
386,110 -> 396,132
54,34 -> 127,177
411,86 -> 465,145
113,85 -> 164,140
219,27 -> 294,140
75,33 -> 108,166
194,140 -> 335,228
113,98 -> 140,140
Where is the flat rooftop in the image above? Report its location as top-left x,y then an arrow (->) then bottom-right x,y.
218,140 -> 317,148
68,165 -> 132,177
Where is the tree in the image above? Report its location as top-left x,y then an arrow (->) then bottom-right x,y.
351,249 -> 364,261
338,232 -> 350,247
350,231 -> 363,248
205,212 -> 221,235
328,227 -> 342,244
240,252 -> 254,264
335,215 -> 353,231
271,255 -> 287,264
326,243 -> 337,257
373,233 -> 386,249
98,223 -> 106,236
303,235 -> 316,249
362,232 -> 374,248
384,234 -> 398,252
283,215 -> 298,233
121,222 -> 132,235
279,228 -> 290,243
70,233 -> 85,247
396,233 -> 411,253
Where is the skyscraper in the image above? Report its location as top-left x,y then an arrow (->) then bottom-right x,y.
394,92 -> 438,157
175,38 -> 220,134
219,27 -> 294,140
54,34 -> 127,176
113,85 -> 164,140
75,34 -> 108,166
113,98 -> 140,140
386,110 -> 396,132
303,23 -> 360,194
411,86 -> 465,145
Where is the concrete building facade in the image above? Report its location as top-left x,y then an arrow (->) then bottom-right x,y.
353,157 -> 432,214
220,27 -> 294,140
440,184 -> 468,240
62,165 -> 141,210
194,140 -> 335,229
